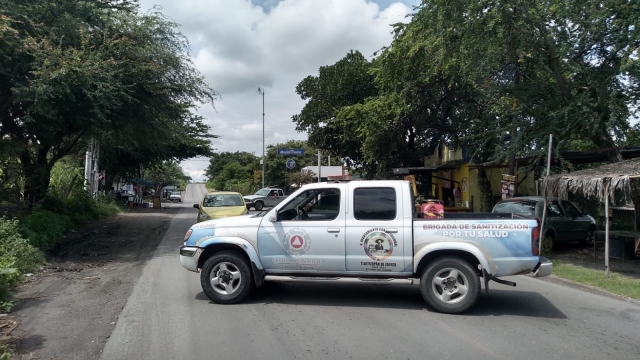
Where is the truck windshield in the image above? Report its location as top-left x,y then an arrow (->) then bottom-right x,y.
254,189 -> 271,196
493,201 -> 536,216
202,194 -> 244,207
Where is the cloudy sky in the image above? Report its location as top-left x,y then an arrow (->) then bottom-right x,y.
138,0 -> 420,181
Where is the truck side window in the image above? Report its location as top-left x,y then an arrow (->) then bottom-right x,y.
354,187 -> 396,220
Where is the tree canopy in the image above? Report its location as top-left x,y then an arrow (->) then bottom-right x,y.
0,0 -> 217,207
292,0 -> 640,180
205,140 -> 330,194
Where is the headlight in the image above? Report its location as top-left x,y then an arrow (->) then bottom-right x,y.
199,212 -> 210,220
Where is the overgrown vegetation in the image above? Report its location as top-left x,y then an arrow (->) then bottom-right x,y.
0,190 -> 123,313
0,157 -> 123,323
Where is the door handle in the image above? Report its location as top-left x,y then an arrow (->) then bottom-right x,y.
386,228 -> 398,233
327,228 -> 341,233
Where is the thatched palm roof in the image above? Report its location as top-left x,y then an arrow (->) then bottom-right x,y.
539,157 -> 640,203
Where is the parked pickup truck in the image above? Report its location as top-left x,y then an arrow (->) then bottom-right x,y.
180,180 -> 552,314
243,186 -> 287,211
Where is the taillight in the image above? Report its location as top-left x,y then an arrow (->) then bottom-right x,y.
531,217 -> 540,256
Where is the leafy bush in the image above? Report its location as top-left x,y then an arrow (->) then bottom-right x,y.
21,210 -> 73,250
0,217 -> 45,274
95,194 -> 122,217
0,217 -> 45,311
64,192 -> 99,225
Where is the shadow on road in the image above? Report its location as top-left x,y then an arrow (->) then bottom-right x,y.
467,289 -> 567,319
195,282 -> 567,318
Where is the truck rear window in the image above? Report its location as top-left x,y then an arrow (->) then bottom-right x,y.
354,187 -> 396,220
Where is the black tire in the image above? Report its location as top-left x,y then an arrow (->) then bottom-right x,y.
580,227 -> 596,246
254,201 -> 264,211
420,256 -> 480,314
200,250 -> 254,304
541,232 -> 555,255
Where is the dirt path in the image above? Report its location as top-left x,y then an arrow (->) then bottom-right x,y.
10,208 -> 182,360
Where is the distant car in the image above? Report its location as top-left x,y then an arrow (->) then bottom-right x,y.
492,196 -> 596,249
169,192 -> 182,202
243,187 -> 288,211
193,192 -> 249,223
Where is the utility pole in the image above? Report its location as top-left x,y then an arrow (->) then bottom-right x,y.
258,87 -> 266,188
317,150 -> 321,182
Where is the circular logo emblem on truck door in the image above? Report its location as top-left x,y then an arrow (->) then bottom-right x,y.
283,228 -> 311,256
360,228 -> 398,261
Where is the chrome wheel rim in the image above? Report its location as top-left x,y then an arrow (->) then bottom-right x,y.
431,267 -> 469,304
210,262 -> 242,295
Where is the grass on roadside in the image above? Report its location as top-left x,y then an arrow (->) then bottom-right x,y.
551,260 -> 640,301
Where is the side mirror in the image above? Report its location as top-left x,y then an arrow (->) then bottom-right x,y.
193,204 -> 200,209
268,209 -> 277,222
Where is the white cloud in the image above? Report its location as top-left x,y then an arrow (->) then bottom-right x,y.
139,0 -> 415,181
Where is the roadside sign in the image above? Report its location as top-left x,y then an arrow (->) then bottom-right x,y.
286,159 -> 296,169
278,148 -> 305,156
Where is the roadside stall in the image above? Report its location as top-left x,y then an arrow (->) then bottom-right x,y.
538,157 -> 640,277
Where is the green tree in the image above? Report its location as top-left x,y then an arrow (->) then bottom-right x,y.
292,51 -> 377,174
211,162 -> 253,193
144,161 -> 189,208
263,140 -> 329,188
292,0 -> 639,189
0,0 -> 217,207
205,151 -> 259,180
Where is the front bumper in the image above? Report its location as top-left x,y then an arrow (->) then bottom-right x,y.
533,256 -> 553,277
179,246 -> 201,272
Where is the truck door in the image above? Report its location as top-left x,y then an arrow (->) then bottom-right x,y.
257,185 -> 346,273
345,183 -> 406,273
560,200 -> 590,240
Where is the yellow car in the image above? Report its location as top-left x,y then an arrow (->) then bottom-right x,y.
193,192 -> 249,223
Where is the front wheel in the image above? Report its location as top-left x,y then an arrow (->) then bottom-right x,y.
200,251 -> 254,304
254,201 -> 264,211
420,256 -> 480,314
581,227 -> 596,246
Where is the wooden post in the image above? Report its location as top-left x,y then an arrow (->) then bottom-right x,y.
605,179 -> 610,278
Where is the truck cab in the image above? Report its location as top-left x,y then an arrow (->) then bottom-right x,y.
180,180 -> 552,314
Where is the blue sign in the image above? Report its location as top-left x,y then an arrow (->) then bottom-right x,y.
286,159 -> 296,169
278,148 -> 305,156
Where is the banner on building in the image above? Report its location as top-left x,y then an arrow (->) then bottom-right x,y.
501,174 -> 516,200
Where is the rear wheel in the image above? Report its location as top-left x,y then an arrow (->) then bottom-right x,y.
420,256 -> 480,314
254,201 -> 264,211
200,251 -> 254,304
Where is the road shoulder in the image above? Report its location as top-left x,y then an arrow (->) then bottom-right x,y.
11,209 -> 179,360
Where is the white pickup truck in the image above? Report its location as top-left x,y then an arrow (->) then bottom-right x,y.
180,180 -> 552,314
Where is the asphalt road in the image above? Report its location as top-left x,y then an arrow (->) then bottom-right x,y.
100,183 -> 640,360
